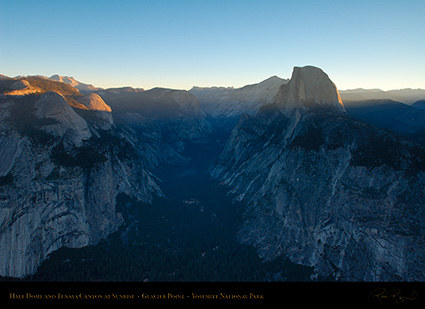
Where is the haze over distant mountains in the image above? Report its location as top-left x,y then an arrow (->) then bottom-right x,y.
339,87 -> 425,104
190,76 -> 287,118
3,73 -> 424,106
1,68 -> 425,281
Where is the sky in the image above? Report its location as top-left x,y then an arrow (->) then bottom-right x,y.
0,0 -> 424,91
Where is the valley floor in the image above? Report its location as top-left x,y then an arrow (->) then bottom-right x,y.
21,142 -> 313,281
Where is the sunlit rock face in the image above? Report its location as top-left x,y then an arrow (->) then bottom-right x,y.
0,86 -> 161,278
77,93 -> 114,130
0,76 -> 212,278
34,91 -> 92,147
211,66 -> 425,281
4,80 -> 41,96
78,93 -> 112,112
276,65 -> 345,116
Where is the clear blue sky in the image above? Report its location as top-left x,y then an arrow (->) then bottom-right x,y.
1,0 -> 424,90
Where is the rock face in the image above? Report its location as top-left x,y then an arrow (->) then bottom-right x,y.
76,93 -> 114,130
97,87 -> 211,168
0,138 -> 160,277
34,91 -> 92,147
78,93 -> 112,112
190,76 -> 287,118
0,84 -> 162,278
0,77 -> 212,278
276,66 -> 345,116
211,66 -> 425,281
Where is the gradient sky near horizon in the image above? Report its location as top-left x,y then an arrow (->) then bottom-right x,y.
1,0 -> 424,90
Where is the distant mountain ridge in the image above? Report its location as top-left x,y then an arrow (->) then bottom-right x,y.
49,75 -> 97,92
339,88 -> 425,104
2,73 -> 425,106
190,76 -> 288,118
